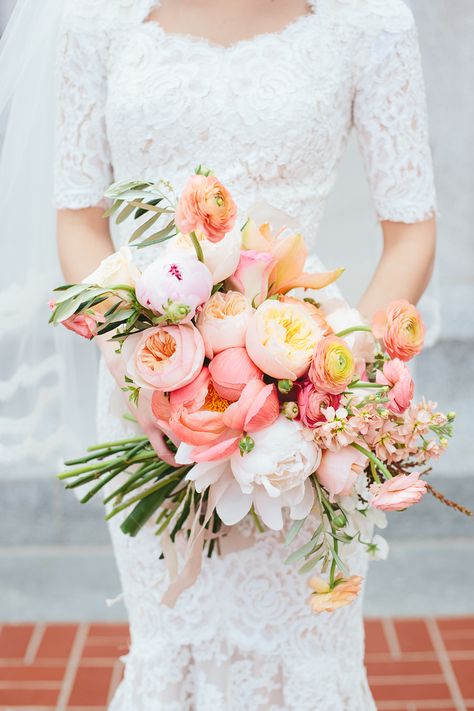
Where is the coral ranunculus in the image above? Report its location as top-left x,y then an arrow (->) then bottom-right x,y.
370,471 -> 427,511
175,174 -> 237,243
308,575 -> 363,613
122,324 -> 205,392
372,299 -> 425,362
376,358 -> 414,415
208,347 -> 263,401
196,291 -> 254,359
309,335 -> 356,395
246,299 -> 327,380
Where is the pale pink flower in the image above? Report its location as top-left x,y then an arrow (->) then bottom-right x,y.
175,174 -> 237,243
370,420 -> 400,462
316,446 -> 368,500
208,347 -> 262,401
370,471 -> 427,511
122,324 -> 204,392
376,358 -> 414,415
196,291 -> 254,359
372,299 -> 425,362
313,406 -> 359,451
168,227 -> 241,284
226,250 -> 277,306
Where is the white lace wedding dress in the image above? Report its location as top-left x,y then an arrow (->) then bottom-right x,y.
54,0 -> 436,708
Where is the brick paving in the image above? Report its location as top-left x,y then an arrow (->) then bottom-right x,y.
0,618 -> 473,710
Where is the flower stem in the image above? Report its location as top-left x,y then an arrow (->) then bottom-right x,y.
351,442 -> 393,480
190,231 -> 204,263
335,326 -> 373,338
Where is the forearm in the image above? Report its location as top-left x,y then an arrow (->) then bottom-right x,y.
56,207 -> 115,283
358,218 -> 436,320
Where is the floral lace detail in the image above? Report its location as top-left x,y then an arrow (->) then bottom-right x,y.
57,0 -> 436,707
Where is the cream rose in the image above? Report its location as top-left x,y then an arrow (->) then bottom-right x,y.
82,246 -> 140,288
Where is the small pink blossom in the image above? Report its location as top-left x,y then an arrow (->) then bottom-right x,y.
296,379 -> 341,429
370,471 -> 427,511
313,406 -> 359,451
49,300 -> 103,340
376,358 -> 414,415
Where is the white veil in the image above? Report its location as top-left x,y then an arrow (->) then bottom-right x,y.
0,0 -> 98,474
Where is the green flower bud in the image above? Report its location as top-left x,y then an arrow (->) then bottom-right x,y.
239,435 -> 255,456
164,301 -> 191,323
282,401 -> 299,420
278,379 -> 293,394
447,411 -> 456,422
332,514 -> 346,529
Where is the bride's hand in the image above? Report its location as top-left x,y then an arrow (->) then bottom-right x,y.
96,333 -> 177,465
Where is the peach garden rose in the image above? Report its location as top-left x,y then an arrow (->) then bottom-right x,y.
196,291 -> 254,358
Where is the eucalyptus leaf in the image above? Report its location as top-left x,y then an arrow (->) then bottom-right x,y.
285,518 -> 306,546
130,212 -> 160,242
298,553 -> 325,575
116,201 -> 142,225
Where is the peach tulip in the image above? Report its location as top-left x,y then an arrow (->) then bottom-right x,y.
175,173 -> 237,243
122,324 -> 204,392
241,219 -> 344,295
370,471 -> 427,511
372,299 -> 425,362
208,347 -> 263,401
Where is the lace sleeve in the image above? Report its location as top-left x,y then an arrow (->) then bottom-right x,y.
54,22 -> 113,209
352,13 -> 437,223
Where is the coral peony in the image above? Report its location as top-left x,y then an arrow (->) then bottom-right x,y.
372,299 -> 425,362
316,446 -> 368,500
308,575 -> 363,613
135,252 -> 212,322
246,299 -> 327,380
175,173 -> 237,243
370,471 -> 427,511
376,358 -> 414,415
122,324 -> 204,391
208,347 -> 262,401
196,291 -> 254,359
309,335 -> 356,395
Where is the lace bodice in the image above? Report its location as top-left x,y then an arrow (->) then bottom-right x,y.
55,0 -> 436,248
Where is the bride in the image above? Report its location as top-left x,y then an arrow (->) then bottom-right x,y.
4,0 -> 437,708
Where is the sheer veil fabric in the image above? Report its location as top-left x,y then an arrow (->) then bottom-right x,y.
0,0 -> 99,470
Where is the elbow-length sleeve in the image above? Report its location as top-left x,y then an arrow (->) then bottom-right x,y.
352,7 -> 437,223
54,19 -> 113,209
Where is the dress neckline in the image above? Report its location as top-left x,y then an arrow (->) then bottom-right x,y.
141,2 -> 318,54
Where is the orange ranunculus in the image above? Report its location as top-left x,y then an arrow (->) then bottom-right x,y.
372,299 -> 425,362
175,174 -> 237,243
308,575 -> 363,613
241,219 -> 343,295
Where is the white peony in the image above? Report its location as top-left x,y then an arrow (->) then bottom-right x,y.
166,227 -> 241,285
82,246 -> 140,288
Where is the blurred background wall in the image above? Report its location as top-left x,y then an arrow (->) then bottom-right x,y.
1,0 -> 473,620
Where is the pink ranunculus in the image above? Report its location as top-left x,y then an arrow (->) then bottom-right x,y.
175,173 -> 237,243
316,447 -> 368,500
226,250 -> 277,306
309,335 -> 356,395
372,299 -> 425,362
196,291 -> 254,359
296,379 -> 341,429
208,347 -> 263,401
122,324 -> 204,392
370,471 -> 427,511
376,358 -> 414,415
49,299 -> 102,340
135,252 -> 212,322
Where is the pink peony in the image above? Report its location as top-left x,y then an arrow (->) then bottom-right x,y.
372,299 -> 425,362
175,173 -> 237,243
196,291 -> 253,359
316,447 -> 368,500
208,347 -> 263,401
296,379 -> 341,429
135,252 -> 212,322
122,324 -> 204,392
226,250 -> 277,306
370,471 -> 427,511
376,358 -> 414,415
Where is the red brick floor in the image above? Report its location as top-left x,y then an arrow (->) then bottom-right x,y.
0,618 -> 473,710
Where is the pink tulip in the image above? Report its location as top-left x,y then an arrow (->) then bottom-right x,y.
226,250 -> 276,306
135,252 -> 212,322
316,447 -> 368,500
208,347 -> 263,401
376,358 -> 414,415
370,471 -> 427,511
122,324 -> 204,392
175,174 -> 237,243
372,300 -> 425,362
296,379 -> 341,428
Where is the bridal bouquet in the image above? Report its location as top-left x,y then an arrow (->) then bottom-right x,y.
49,167 -> 467,613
